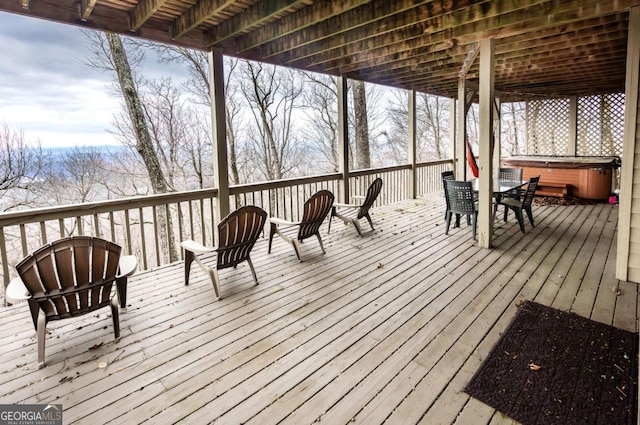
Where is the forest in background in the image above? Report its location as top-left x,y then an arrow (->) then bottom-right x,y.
0,31 -> 527,214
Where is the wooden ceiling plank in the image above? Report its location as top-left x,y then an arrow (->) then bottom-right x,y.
172,0 -> 236,39
257,0 -> 481,59
296,0 -> 631,73
129,0 -> 171,31
356,30 -> 628,84
235,0 -> 372,52
281,0 -> 549,66
321,14 -> 626,74
207,0 -> 306,45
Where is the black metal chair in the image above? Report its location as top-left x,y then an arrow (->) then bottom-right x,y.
494,167 -> 524,220
441,170 -> 455,222
498,176 -> 540,233
444,180 -> 478,240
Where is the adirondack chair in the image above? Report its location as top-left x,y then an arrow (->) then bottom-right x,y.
9,236 -> 137,368
181,205 -> 268,300
329,177 -> 383,236
268,190 -> 334,261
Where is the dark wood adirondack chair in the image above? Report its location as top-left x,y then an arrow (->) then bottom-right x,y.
268,190 -> 334,261
11,236 -> 137,368
181,205 -> 268,300
498,176 -> 540,233
329,177 -> 383,236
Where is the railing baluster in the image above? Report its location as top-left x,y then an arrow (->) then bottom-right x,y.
152,206 -> 160,267
124,209 -> 132,256
19,225 -> 27,257
139,207 -> 148,270
1,227 -> 9,302
40,222 -> 47,245
93,214 -> 101,238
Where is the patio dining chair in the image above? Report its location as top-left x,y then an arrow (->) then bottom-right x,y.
181,205 -> 268,300
494,167 -> 524,220
328,177 -> 382,236
444,180 -> 478,240
441,170 -> 456,222
268,190 -> 334,261
498,176 -> 540,233
10,236 -> 137,368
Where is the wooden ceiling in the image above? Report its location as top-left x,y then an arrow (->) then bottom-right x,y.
2,0 -> 639,100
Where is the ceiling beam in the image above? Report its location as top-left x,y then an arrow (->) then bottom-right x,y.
233,0 -> 372,52
129,0 -> 170,31
79,0 -> 96,22
320,13 -> 626,75
171,0 -> 236,39
207,0 -> 306,45
257,0 -> 469,59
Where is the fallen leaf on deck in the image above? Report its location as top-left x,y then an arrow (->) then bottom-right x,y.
98,362 -> 107,368
89,342 -> 104,351
377,263 -> 384,269
528,363 -> 542,371
611,286 -> 622,296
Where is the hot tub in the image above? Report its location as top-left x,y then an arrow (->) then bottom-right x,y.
501,156 -> 620,200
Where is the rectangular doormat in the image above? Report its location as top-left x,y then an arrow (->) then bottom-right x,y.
464,301 -> 638,425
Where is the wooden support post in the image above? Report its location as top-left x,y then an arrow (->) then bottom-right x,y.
478,38 -> 495,248
449,97 -> 456,170
493,97 -> 501,174
616,6 -> 640,282
208,48 -> 229,226
337,76 -> 350,203
568,96 -> 578,155
408,90 -> 417,199
456,79 -> 468,180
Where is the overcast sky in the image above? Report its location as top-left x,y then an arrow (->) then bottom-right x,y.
0,11 -> 186,148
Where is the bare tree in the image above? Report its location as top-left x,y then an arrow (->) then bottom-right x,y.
385,91 -> 451,162
84,31 -> 178,262
300,73 -> 339,172
239,61 -> 303,181
0,124 -> 44,212
352,80 -> 370,169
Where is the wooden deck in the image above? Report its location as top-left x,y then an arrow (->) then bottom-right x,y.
0,195 -> 636,424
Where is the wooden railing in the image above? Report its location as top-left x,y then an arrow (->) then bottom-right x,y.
0,160 -> 453,299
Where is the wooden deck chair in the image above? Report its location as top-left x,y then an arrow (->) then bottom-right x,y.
328,177 -> 383,236
268,190 -> 335,261
13,236 -> 137,368
181,205 -> 268,300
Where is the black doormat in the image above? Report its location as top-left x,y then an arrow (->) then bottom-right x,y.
464,301 -> 638,425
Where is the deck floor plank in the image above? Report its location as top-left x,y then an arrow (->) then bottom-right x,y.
0,197 -> 635,425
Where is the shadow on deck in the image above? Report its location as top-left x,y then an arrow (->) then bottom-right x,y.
0,195 -> 635,424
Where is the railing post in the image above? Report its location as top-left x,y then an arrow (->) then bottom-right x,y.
408,90 -> 417,198
338,75 -> 350,203
456,79 -> 468,181
449,97 -> 456,169
0,227 -> 8,306
209,48 -> 229,225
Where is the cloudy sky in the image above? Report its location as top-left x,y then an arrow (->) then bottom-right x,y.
0,11 -> 185,148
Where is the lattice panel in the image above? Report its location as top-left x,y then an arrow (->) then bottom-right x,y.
525,98 -> 570,155
577,93 -> 625,156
